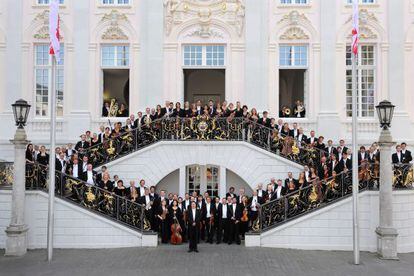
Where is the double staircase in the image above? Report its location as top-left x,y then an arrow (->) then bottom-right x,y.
1,116 -> 413,237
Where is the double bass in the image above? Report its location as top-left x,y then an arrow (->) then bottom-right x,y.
170,216 -> 182,245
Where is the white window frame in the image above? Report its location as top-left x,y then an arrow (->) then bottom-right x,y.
182,44 -> 226,68
36,0 -> 65,5
345,44 -> 376,118
279,45 -> 309,69
34,43 -> 64,118
101,44 -> 130,68
186,165 -> 220,197
100,0 -> 131,6
280,0 -> 309,5
346,0 -> 376,5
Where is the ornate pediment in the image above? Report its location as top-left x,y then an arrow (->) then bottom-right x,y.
277,10 -> 311,26
347,26 -> 377,40
345,8 -> 378,25
184,27 -> 224,38
164,0 -> 245,37
102,25 -> 128,40
279,26 -> 309,40
32,10 -> 63,40
100,10 -> 129,40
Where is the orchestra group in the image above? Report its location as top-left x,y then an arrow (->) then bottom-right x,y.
23,99 -> 413,251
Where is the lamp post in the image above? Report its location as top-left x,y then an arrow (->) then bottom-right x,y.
5,99 -> 31,256
375,100 -> 398,260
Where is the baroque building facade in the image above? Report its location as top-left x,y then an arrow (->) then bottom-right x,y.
0,0 -> 414,161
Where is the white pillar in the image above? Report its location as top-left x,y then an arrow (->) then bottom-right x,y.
179,166 -> 186,198
219,166 -> 227,199
5,128 -> 29,256
375,128 -> 398,259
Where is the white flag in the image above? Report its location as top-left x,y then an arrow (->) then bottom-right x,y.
49,0 -> 60,63
352,0 -> 359,55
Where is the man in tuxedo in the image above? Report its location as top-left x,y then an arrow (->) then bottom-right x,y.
392,145 -> 403,164
138,188 -> 154,229
55,152 -> 66,173
66,157 -> 81,178
284,172 -> 298,188
216,197 -> 228,244
75,134 -> 89,157
338,140 -> 349,157
187,201 -> 201,252
256,183 -> 267,204
328,154 -> 339,177
234,101 -> 243,117
197,195 -> 206,241
137,179 -> 146,197
401,142 -> 413,163
195,100 -> 203,116
297,128 -> 308,147
208,100 -> 216,117
336,152 -> 352,173
307,130 -> 317,146
289,122 -> 299,138
358,146 -> 368,165
249,191 -> 260,222
81,164 -> 96,185
274,179 -> 286,200
226,187 -> 237,199
160,101 -> 172,117
325,139 -> 338,159
102,102 -> 110,117
258,111 -> 271,128
227,197 -> 241,245
204,196 -> 215,243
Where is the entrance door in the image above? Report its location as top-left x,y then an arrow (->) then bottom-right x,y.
184,69 -> 225,105
186,165 -> 219,197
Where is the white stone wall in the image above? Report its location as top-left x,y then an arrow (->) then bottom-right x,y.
255,190 -> 414,253
101,141 -> 304,190
0,190 -> 157,249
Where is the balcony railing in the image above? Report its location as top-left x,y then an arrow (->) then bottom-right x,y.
24,162 -> 151,233
84,116 -> 327,169
0,161 -> 13,188
252,163 -> 413,233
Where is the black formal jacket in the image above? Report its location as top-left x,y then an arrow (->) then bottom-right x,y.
335,158 -> 352,173
258,117 -> 271,128
187,208 -> 201,228
402,150 -> 413,163
227,203 -> 242,221
138,194 -> 154,206
75,140 -> 89,152
55,158 -> 66,172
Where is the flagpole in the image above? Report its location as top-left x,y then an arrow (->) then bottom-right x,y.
47,55 -> 57,262
351,47 -> 360,265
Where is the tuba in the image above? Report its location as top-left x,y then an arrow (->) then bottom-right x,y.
108,99 -> 119,117
284,107 -> 291,116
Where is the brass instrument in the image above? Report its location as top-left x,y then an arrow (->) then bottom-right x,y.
308,184 -> 319,205
393,167 -> 403,187
284,107 -> 291,116
294,105 -> 305,116
108,98 -> 119,117
106,140 -> 116,155
292,140 -> 300,155
404,166 -> 413,187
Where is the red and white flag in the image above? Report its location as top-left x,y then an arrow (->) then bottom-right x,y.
352,0 -> 359,55
49,0 -> 60,62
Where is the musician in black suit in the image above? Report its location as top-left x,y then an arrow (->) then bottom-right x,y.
338,139 -> 349,157
336,152 -> 352,173
102,102 -> 110,117
81,164 -> 96,185
55,152 -> 66,173
289,122 -> 299,138
204,196 -> 215,243
65,157 -> 82,178
196,195 -> 206,241
75,134 -> 90,157
401,142 -> 413,163
258,111 -> 271,128
160,101 -> 172,117
284,172 -> 298,188
226,187 -> 237,199
138,188 -> 154,229
227,197 -> 242,245
297,128 -> 308,147
306,130 -> 317,145
392,145 -> 404,164
187,201 -> 201,252
358,146 -> 368,165
325,139 -> 338,159
256,183 -> 267,204
216,197 -> 229,244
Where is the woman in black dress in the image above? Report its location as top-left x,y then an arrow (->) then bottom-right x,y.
36,145 -> 49,166
25,144 -> 34,164
98,172 -> 114,191
113,180 -> 128,197
168,199 -> 183,245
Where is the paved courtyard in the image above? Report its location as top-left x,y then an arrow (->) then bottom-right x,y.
1,245 -> 414,276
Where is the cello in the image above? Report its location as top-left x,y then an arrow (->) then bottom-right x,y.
170,216 -> 183,245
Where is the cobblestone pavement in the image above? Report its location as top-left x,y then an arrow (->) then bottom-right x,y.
1,244 -> 414,276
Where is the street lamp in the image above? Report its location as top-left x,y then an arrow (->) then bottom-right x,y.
376,100 -> 395,130
11,99 -> 31,129
375,99 -> 398,260
5,99 -> 31,256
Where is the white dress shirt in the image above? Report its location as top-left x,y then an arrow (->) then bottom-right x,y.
222,204 -> 227,219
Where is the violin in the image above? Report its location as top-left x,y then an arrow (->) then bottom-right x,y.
170,216 -> 182,245
241,207 -> 249,222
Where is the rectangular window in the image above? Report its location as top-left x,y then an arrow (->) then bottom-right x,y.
280,0 -> 308,4
279,45 -> 308,67
37,0 -> 64,4
346,0 -> 375,4
101,45 -> 129,67
34,44 -> 64,117
346,45 -> 376,118
102,0 -> 130,5
183,45 -> 226,67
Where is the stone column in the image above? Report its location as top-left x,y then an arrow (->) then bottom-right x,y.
179,166 -> 186,198
219,166 -> 227,199
5,128 -> 29,256
375,128 -> 398,260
